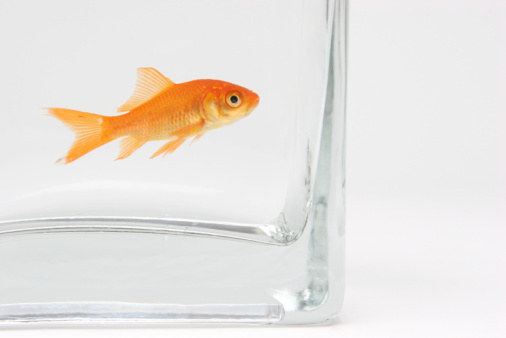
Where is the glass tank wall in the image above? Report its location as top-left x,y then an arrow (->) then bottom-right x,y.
0,0 -> 347,326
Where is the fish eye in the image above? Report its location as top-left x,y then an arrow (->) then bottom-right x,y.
226,92 -> 242,108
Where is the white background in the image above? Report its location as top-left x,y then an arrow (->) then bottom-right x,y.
5,0 -> 506,337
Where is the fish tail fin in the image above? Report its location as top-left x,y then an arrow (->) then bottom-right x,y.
46,108 -> 114,164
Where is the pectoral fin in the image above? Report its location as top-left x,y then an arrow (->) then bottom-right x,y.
191,133 -> 205,144
170,120 -> 205,138
150,138 -> 187,159
150,120 -> 205,159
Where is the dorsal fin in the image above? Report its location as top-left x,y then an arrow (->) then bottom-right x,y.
117,67 -> 175,112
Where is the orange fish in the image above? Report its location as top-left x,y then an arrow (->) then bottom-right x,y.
47,67 -> 260,164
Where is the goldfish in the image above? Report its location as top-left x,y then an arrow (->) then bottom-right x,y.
47,67 -> 260,164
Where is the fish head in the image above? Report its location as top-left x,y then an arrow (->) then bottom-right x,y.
201,81 -> 260,127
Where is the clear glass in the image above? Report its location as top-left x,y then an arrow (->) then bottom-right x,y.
0,0 -> 347,326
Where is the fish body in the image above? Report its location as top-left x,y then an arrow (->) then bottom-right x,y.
47,68 -> 260,164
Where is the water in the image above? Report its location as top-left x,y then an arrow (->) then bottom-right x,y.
0,0 -> 346,326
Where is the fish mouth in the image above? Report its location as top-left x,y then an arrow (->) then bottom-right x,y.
251,94 -> 260,109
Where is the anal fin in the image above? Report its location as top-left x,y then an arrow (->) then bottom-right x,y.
116,136 -> 146,160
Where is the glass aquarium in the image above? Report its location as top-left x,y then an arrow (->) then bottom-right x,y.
0,0 -> 347,326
